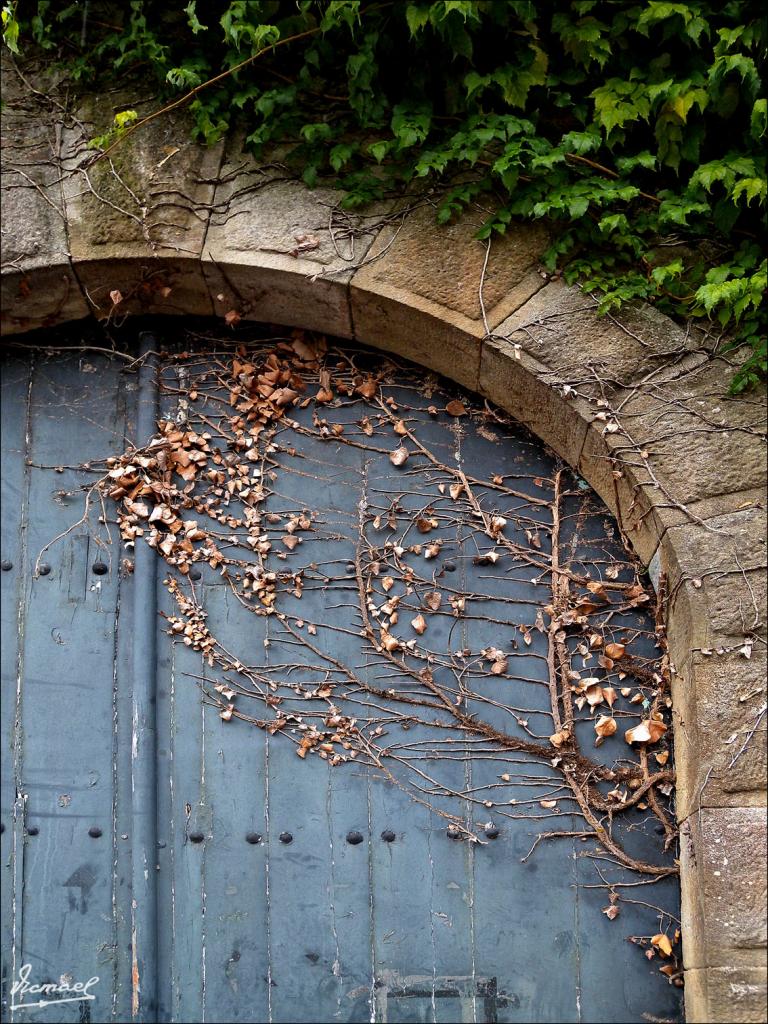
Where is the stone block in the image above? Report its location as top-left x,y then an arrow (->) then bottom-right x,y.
680,806 -> 767,971
1,56 -> 66,268
487,284 -> 702,561
1,267 -> 89,335
673,648 -> 767,820
478,335 -> 592,467
71,257 -> 214,321
203,142 -> 389,337
493,280 -> 697,399
575,341 -> 766,567
609,351 -> 767,508
655,504 -> 768,668
351,200 -> 549,333
579,418 -> 662,565
60,92 -> 222,319
0,56 -> 90,332
352,282 -> 484,391
581,392 -> 767,567
684,963 -> 768,1024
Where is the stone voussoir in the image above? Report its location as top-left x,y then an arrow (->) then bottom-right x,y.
478,333 -> 594,468
491,278 -> 700,399
680,806 -> 767,972
351,200 -> 550,330
684,963 -> 768,1024
0,58 -> 90,331
673,646 -> 767,821
652,503 -> 768,671
486,281 -> 714,563
350,200 -> 550,391
201,153 -> 391,337
60,92 -> 223,320
602,349 -> 767,511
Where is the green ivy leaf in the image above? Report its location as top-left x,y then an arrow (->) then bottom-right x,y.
405,4 -> 431,36
329,142 -> 356,172
731,177 -> 767,206
2,3 -> 20,53
751,98 -> 767,140
391,104 -> 431,150
368,140 -> 390,164
184,1 -> 207,35
635,3 -> 692,36
591,79 -> 651,134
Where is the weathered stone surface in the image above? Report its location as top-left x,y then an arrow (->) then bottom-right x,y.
580,412 -> 767,568
203,142 -> 388,337
71,256 -> 216,321
0,162 -> 67,270
350,202 -> 549,364
352,201 -> 549,328
0,57 -> 90,330
352,284 -> 484,391
579,418 -> 662,565
680,807 -> 767,971
576,344 -> 766,567
685,964 -> 768,1024
60,93 -> 221,319
673,648 -> 767,820
655,504 -> 768,669
493,280 -> 697,397
478,336 -> 592,467
62,93 -> 222,259
681,488 -> 767,532
1,268 -> 89,335
1,58 -> 67,269
608,350 -> 767,509
489,284 -> 707,563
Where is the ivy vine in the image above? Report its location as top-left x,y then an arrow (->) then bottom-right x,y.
5,0 -> 767,389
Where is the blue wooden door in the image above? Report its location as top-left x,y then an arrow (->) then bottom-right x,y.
1,326 -> 682,1023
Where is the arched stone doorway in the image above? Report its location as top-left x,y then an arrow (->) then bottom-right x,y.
1,84 -> 765,1017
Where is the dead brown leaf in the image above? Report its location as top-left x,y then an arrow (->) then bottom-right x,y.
594,715 -> 617,746
651,933 -> 673,958
445,400 -> 467,417
549,729 -> 571,749
411,613 -> 427,635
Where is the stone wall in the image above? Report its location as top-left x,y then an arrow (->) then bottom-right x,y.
2,56 -> 766,1023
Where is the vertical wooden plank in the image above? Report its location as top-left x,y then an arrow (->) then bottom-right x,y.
110,460 -> 138,1024
457,425 -> 581,1024
130,337 -> 160,1023
157,565 -> 212,1024
264,405 -> 370,1024
154,356 -> 205,1024
364,401 -> 476,1024
13,353 -> 129,1023
0,354 -> 32,1020
563,491 -> 683,1024
197,584 -> 270,1023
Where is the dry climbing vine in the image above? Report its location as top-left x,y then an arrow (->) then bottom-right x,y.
45,329 -> 683,982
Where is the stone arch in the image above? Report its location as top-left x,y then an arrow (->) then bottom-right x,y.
1,86 -> 765,1019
